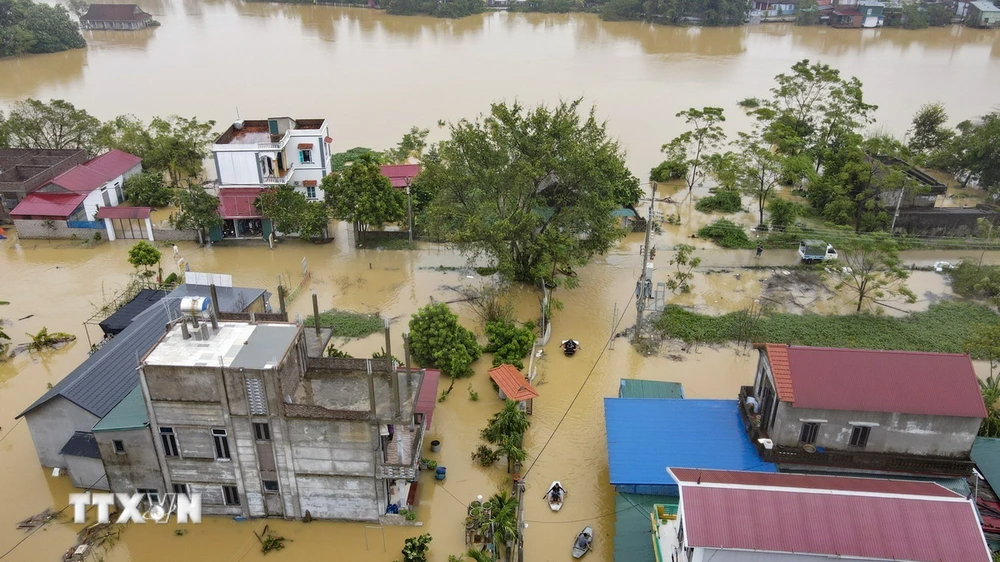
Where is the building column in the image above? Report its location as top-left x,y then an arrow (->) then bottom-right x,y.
145,217 -> 154,241
104,218 -> 116,241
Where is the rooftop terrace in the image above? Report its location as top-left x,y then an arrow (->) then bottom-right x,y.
144,321 -> 299,369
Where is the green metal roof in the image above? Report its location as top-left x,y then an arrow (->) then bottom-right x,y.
614,493 -> 677,562
92,385 -> 148,432
973,437 -> 1000,493
619,379 -> 684,399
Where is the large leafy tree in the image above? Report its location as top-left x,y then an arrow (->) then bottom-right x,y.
907,103 -> 952,154
734,131 -> 782,227
123,172 -> 172,207
932,112 -> 1000,192
0,0 -> 84,57
1,98 -> 100,152
143,116 -> 216,185
323,153 -> 405,232
408,302 -> 481,379
94,115 -> 154,158
254,185 -> 308,235
172,187 -> 222,244
298,201 -> 331,241
832,234 -> 915,312
127,241 -> 162,279
385,126 -> 429,163
741,60 -> 877,173
662,107 -> 727,191
424,100 -> 639,284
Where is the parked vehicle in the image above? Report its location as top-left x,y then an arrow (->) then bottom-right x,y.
572,526 -> 593,558
798,240 -> 838,263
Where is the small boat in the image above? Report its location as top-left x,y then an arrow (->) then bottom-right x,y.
545,481 -> 566,512
572,526 -> 592,558
561,340 -> 580,357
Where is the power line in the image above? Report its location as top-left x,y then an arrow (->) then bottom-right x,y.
523,492 -> 657,525
521,292 -> 635,481
0,419 -> 23,446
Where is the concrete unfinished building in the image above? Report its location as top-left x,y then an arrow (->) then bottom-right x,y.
136,309 -> 426,521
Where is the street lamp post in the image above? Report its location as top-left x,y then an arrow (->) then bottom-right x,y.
405,176 -> 413,243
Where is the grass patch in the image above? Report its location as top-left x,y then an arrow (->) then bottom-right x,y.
697,219 -> 755,249
695,191 -> 742,213
303,309 -> 383,338
653,301 -> 1000,358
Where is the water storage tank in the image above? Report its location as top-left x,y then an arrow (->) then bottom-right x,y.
180,296 -> 212,316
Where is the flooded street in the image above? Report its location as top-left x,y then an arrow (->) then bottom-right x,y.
2,4 -> 1000,561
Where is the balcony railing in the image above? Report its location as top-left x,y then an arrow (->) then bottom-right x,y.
738,386 -> 976,477
263,165 -> 293,185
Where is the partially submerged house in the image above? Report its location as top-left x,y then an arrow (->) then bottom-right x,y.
654,468 -> 991,562
740,343 -> 986,477
0,148 -> 87,223
79,4 -> 154,30
10,149 -> 142,239
488,364 -> 538,414
967,0 -> 1000,27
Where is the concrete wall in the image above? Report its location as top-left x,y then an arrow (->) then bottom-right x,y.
65,454 -> 110,490
297,475 -> 378,521
24,397 -> 100,468
151,228 -> 200,242
770,402 -> 980,457
287,419 -> 377,477
12,220 -> 103,240
94,427 -> 165,496
893,208 -> 1000,236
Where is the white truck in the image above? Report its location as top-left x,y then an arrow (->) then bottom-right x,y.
798,240 -> 838,264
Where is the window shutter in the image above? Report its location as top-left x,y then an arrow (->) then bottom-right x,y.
299,151 -> 305,164
246,378 -> 267,415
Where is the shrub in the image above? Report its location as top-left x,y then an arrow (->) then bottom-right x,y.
303,309 -> 382,338
767,198 -> 799,230
695,191 -> 742,213
401,534 -> 432,562
123,172 -> 173,207
484,320 -> 535,369
949,260 -> 1000,303
472,444 -> 499,467
650,158 -> 688,182
409,302 -> 482,378
697,219 -> 755,249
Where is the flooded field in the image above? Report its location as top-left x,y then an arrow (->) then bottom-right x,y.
1,215 -> 997,561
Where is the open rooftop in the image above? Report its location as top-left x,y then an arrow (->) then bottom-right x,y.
144,321 -> 299,369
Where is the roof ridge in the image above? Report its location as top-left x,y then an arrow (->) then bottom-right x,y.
789,345 -> 969,357
680,480 -> 963,501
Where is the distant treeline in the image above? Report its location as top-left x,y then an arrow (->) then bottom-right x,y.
0,0 -> 86,58
384,0 -> 485,17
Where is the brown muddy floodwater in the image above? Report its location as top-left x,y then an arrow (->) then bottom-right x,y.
1,219 -> 997,562
2,6 -> 1000,561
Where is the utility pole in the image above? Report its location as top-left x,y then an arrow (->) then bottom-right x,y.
634,182 -> 656,343
405,176 -> 414,243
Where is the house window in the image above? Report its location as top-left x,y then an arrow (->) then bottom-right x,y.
253,422 -> 271,441
306,185 -> 316,199
850,426 -> 871,448
246,378 -> 267,415
137,488 -> 159,504
263,480 -> 279,493
172,483 -> 189,495
222,485 -> 240,506
213,429 -> 231,460
160,427 -> 179,457
299,149 -> 313,164
113,440 -> 126,454
799,422 -> 820,445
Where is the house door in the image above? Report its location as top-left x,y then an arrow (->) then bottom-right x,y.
264,493 -> 283,517
102,189 -> 112,207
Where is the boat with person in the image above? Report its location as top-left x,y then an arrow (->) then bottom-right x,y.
561,339 -> 580,356
545,481 -> 566,511
572,526 -> 592,558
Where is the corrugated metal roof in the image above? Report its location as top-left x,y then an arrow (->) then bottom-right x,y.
670,468 -> 960,497
488,364 -> 538,401
415,369 -> 440,430
18,284 -> 268,419
59,431 -> 101,459
614,493 -> 676,562
92,385 -> 148,432
619,379 -> 684,399
10,192 -> 86,218
784,345 -> 987,418
80,4 -> 151,21
973,437 -> 1000,494
48,165 -> 108,193
85,150 -> 141,181
218,187 -> 265,219
677,470 -> 990,561
764,343 -> 794,401
95,206 -> 151,220
604,398 -> 775,488
971,0 -> 1000,11
380,164 -> 421,188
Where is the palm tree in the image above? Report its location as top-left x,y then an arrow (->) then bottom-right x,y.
483,491 -> 519,562
496,434 -> 527,474
481,401 -> 531,445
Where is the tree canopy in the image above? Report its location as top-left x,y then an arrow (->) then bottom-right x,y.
408,302 -> 482,379
254,185 -> 308,235
323,153 -> 405,232
123,172 -> 173,208
0,0 -> 85,57
172,187 -> 223,243
908,103 -> 952,154
423,99 -> 640,284
1,98 -> 100,152
833,234 -> 915,312
385,0 -> 483,17
663,107 -> 727,191
127,241 -> 162,279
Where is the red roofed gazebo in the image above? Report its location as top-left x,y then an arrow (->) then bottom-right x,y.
488,364 -> 538,414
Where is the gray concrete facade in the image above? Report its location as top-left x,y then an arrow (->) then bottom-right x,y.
94,428 -> 166,496
24,397 -> 100,469
65,455 -> 110,490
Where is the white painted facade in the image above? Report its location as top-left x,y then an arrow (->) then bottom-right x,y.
212,118 -> 331,201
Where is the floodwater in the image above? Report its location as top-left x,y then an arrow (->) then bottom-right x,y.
2,7 -> 1000,174
1,222 -> 997,562
2,5 -> 1000,561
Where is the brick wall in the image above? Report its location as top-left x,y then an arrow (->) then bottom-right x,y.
12,220 -> 103,240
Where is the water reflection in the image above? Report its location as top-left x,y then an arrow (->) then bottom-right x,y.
0,49 -> 86,98
575,18 -> 748,56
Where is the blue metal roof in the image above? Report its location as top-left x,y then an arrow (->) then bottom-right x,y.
604,398 -> 776,488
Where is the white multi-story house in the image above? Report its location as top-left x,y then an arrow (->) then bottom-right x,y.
210,118 -> 331,239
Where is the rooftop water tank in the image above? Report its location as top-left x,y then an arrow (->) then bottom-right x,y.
180,296 -> 212,316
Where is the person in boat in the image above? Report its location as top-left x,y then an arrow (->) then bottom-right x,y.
562,340 -> 579,354
549,483 -> 565,502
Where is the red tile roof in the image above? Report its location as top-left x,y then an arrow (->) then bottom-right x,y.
670,468 -> 960,498
488,364 -> 538,401
10,192 -> 86,218
673,469 -> 990,562
48,165 -> 108,193
85,150 -> 142,182
414,369 -> 440,430
95,206 -> 151,220
380,164 -> 421,188
783,345 -> 987,418
218,188 -> 265,219
764,343 -> 794,401
80,4 -> 152,21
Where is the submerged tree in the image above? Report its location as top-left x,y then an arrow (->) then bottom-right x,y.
323,152 -> 405,232
907,103 -> 952,154
665,244 -> 701,294
423,99 -> 639,284
735,131 -> 782,227
142,116 -> 217,185
172,187 -> 222,244
127,240 -> 162,279
1,98 -> 100,152
832,234 -> 915,312
408,302 -> 482,379
123,172 -> 172,207
662,107 -> 727,191
255,185 -> 308,235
